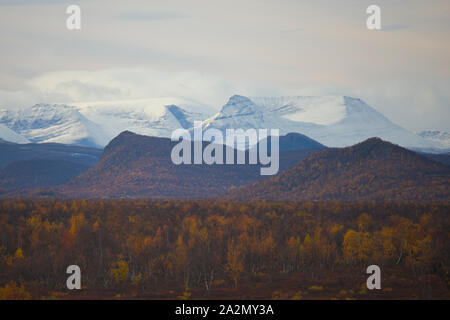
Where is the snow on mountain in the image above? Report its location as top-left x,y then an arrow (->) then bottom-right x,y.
417,131 -> 450,149
203,95 -> 439,150
0,98 -> 213,147
0,123 -> 29,144
73,98 -> 212,142
0,104 -> 109,147
0,95 -> 444,152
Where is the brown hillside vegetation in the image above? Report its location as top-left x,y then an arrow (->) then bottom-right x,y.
227,138 -> 450,201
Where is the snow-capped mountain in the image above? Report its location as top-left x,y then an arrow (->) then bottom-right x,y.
0,104 -> 109,147
202,95 -> 439,150
72,98 -> 212,143
0,95 -> 446,152
0,98 -> 213,148
417,131 -> 450,150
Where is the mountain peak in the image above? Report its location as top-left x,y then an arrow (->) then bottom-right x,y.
220,95 -> 257,116
116,130 -> 136,137
228,95 -> 252,104
102,130 -> 138,154
341,137 -> 419,160
355,136 -> 389,146
102,130 -> 174,160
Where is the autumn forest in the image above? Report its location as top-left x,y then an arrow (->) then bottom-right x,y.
0,199 -> 448,300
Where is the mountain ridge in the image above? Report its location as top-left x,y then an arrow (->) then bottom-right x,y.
226,137 -> 450,202
203,95 -> 438,150
0,95 -> 446,152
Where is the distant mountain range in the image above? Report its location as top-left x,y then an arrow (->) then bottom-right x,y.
202,95 -> 441,151
226,138 -> 450,202
0,95 -> 447,152
0,98 -> 212,148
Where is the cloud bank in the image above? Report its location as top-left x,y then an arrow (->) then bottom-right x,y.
0,0 -> 448,132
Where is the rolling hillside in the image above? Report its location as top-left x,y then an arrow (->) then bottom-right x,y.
227,138 -> 450,201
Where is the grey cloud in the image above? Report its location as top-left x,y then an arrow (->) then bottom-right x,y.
0,0 -> 85,6
116,11 -> 187,21
382,24 -> 408,32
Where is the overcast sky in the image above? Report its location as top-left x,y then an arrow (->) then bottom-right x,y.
0,0 -> 449,132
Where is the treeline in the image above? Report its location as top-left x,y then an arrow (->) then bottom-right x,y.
0,200 -> 449,298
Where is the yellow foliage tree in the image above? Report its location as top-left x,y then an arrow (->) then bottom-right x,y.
110,256 -> 129,285
225,240 -> 244,289
0,281 -> 31,300
343,229 -> 374,264
69,213 -> 86,235
14,248 -> 24,260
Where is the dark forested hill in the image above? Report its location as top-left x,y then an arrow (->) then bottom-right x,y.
0,141 -> 101,168
227,138 -> 450,202
0,159 -> 89,193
